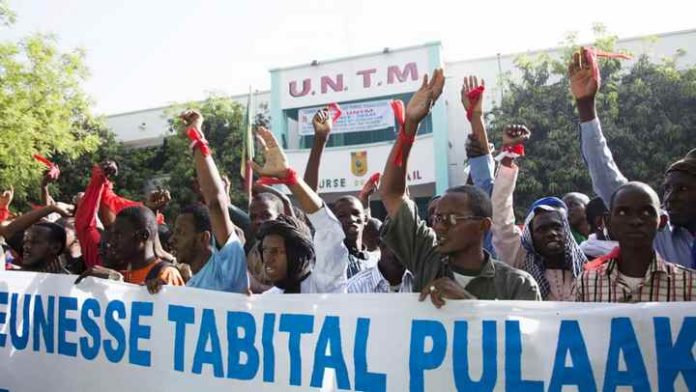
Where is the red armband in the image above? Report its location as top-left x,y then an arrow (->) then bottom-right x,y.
494,143 -> 526,161
186,127 -> 211,157
0,206 -> 9,222
465,85 -> 485,121
256,168 -> 299,187
390,100 -> 413,167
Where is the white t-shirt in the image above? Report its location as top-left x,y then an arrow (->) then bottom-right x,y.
452,272 -> 476,290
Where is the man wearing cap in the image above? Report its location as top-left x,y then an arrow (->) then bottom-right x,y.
492,125 -> 588,301
569,47 -> 695,267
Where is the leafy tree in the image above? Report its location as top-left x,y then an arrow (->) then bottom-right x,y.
160,94 -> 249,218
489,28 -> 695,218
0,12 -> 101,207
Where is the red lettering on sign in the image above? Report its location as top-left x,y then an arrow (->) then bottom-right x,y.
289,79 -> 311,97
356,68 -> 377,88
387,62 -> 419,84
321,74 -> 344,94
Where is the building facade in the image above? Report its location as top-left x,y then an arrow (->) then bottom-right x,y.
106,29 -> 696,209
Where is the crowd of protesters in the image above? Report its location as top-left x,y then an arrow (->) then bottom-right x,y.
1,48 -> 694,306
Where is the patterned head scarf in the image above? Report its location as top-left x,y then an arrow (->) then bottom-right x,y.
520,197 -> 588,299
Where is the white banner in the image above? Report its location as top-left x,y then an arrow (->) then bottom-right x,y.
298,100 -> 395,136
1,272 -> 695,391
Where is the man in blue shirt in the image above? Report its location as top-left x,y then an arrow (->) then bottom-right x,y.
168,109 -> 250,293
171,203 -> 248,293
569,47 -> 695,267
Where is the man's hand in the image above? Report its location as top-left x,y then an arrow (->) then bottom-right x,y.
0,187 -> 13,210
251,127 -> 290,178
75,266 -> 124,284
465,134 -> 488,158
419,277 -> 476,308
51,202 -> 75,217
359,173 -> 380,201
312,108 -> 332,139
146,265 -> 185,294
146,188 -> 171,211
180,109 -> 204,132
405,69 -> 445,127
39,258 -> 64,274
41,168 -> 59,185
461,75 -> 485,113
101,160 -> 119,180
502,124 -> 531,147
569,48 -> 598,101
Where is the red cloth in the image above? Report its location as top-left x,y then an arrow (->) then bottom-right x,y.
584,246 -> 621,271
101,181 -> 141,216
465,85 -> 485,121
368,172 -> 381,184
503,144 -> 525,157
187,127 -> 211,157
583,47 -> 632,85
390,100 -> 413,167
0,206 -> 9,222
75,165 -> 108,268
33,153 -> 60,179
328,102 -> 343,122
256,168 -> 299,187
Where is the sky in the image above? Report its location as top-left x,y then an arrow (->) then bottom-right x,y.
2,0 -> 694,115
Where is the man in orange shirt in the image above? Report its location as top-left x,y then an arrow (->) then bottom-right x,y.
111,205 -> 184,288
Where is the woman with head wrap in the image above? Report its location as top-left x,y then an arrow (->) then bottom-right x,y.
491,125 -> 588,300
253,126 -> 349,294
257,215 -> 317,293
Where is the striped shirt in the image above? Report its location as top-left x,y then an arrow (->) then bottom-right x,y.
576,253 -> 696,302
347,265 -> 413,294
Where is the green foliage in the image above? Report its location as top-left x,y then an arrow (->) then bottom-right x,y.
489,29 -> 695,219
0,32 -> 101,208
161,94 -> 252,218
0,0 -> 16,26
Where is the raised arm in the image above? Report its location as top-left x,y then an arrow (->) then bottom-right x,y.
461,75 -> 495,194
254,126 -> 348,292
254,126 -> 323,214
461,75 -> 490,155
491,125 -> 531,268
181,110 -> 237,247
379,69 -> 445,218
569,48 -> 628,203
0,203 -> 73,239
303,108 -> 332,192
40,169 -> 57,206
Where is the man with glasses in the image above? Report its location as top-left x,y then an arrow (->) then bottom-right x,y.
378,70 -> 541,307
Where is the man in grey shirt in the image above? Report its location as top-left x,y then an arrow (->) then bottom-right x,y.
378,69 -> 541,306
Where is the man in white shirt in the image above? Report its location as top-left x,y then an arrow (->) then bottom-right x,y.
253,126 -> 349,294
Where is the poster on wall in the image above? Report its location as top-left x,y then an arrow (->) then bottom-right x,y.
298,100 -> 395,136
